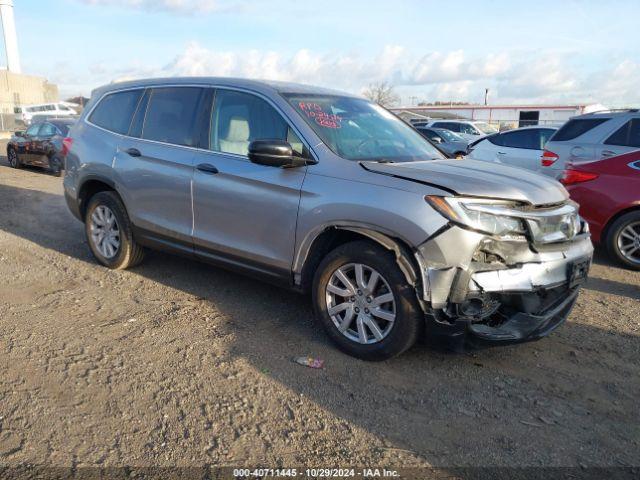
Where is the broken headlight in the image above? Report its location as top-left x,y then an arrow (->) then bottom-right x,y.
426,196 -> 526,238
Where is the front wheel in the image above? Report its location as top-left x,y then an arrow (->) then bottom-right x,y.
7,148 -> 21,169
606,211 -> 640,270
85,191 -> 144,270
312,241 -> 422,361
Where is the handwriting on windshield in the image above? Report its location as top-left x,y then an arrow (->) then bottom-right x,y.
298,102 -> 342,129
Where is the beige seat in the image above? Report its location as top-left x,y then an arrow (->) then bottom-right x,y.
219,117 -> 250,155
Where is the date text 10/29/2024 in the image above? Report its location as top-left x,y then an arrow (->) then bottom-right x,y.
233,468 -> 400,478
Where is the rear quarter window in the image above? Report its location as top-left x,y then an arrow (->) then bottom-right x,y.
89,90 -> 144,135
551,118 -> 608,141
605,119 -> 640,148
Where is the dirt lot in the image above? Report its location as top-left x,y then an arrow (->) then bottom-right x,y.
0,151 -> 639,471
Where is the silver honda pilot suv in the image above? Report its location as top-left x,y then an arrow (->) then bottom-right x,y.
63,78 -> 593,360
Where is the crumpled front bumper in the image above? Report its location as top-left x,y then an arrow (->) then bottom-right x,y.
415,225 -> 593,348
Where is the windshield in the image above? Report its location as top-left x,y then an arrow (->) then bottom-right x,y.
284,94 -> 445,162
433,129 -> 465,142
474,122 -> 498,134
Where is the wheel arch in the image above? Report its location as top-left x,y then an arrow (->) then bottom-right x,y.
601,203 -> 640,244
296,225 -> 422,296
77,175 -> 121,220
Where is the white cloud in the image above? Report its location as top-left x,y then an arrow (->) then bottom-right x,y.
55,42 -> 640,107
77,0 -> 240,14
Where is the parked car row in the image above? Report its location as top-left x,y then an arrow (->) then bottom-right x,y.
420,109 -> 639,270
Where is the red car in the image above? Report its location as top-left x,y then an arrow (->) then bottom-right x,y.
560,150 -> 640,270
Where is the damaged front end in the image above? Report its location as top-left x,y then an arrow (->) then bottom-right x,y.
416,196 -> 593,349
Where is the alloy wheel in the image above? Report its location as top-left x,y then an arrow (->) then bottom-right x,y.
8,149 -> 17,167
325,263 -> 396,344
89,205 -> 121,259
618,222 -> 640,265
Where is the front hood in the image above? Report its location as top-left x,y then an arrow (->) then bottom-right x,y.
361,159 -> 569,206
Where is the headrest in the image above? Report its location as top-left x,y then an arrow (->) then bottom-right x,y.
226,117 -> 250,142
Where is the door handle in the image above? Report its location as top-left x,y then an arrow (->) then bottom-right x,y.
125,147 -> 141,157
196,163 -> 219,174
497,151 -> 506,155
601,150 -> 617,158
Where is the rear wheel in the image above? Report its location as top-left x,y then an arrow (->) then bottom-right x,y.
49,155 -> 62,177
7,148 -> 21,169
605,210 -> 640,270
85,191 -> 144,270
312,241 -> 422,360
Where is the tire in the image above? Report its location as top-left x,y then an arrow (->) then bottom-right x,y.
84,191 -> 145,270
49,155 -> 62,177
312,240 -> 422,361
605,210 -> 640,271
7,148 -> 21,169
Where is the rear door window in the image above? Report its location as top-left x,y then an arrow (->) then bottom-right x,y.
551,118 -> 608,141
500,129 -> 539,149
460,124 -> 478,135
605,119 -> 640,148
418,128 -> 440,142
89,90 -> 143,134
52,122 -> 72,136
488,133 -> 504,146
434,122 -> 460,132
142,87 -> 206,147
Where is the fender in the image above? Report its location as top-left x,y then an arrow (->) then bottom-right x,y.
293,222 -> 421,288
76,173 -> 120,218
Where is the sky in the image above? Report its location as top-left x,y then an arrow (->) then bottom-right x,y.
6,0 -> 640,106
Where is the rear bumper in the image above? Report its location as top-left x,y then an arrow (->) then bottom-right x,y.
64,183 -> 82,221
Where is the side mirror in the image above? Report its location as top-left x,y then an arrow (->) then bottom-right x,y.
14,130 -> 25,137
248,139 -> 310,168
432,137 -> 442,144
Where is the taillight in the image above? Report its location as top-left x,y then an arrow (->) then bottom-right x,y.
61,137 -> 73,157
559,169 -> 599,185
541,150 -> 559,167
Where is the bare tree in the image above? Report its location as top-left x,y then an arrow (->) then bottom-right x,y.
362,82 -> 400,107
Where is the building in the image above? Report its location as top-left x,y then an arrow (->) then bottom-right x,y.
391,103 -> 607,129
0,0 -> 59,126
0,70 -> 59,113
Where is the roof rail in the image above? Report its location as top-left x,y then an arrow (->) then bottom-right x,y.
586,108 -> 639,115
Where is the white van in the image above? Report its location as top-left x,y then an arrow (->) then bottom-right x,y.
14,103 -> 77,125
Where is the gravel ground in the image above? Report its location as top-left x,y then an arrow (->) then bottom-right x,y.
0,153 -> 638,471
